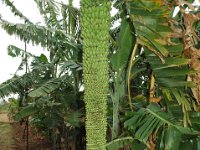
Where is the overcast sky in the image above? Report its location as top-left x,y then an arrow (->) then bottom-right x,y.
0,0 -> 44,84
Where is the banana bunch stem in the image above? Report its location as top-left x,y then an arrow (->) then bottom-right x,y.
80,0 -> 111,149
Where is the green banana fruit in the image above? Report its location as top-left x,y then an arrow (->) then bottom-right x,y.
80,0 -> 111,149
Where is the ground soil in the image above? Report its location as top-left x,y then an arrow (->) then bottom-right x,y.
12,122 -> 52,150
0,122 -> 16,150
0,110 -> 52,150
0,113 -> 10,122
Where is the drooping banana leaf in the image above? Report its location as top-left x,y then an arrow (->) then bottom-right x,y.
124,103 -> 198,144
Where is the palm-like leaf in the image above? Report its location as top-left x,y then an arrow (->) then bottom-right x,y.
124,103 -> 198,144
110,18 -> 134,71
2,0 -> 32,23
0,73 -> 34,98
34,0 -> 60,28
0,19 -> 77,48
106,137 -> 134,150
28,75 -> 73,97
8,45 -> 33,58
128,0 -> 171,59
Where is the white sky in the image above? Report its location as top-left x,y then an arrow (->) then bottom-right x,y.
0,0 -> 44,84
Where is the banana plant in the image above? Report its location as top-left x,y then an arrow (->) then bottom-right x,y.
0,0 -> 84,149
107,0 -> 200,149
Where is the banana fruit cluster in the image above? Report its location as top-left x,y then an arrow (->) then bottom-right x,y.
80,0 -> 111,149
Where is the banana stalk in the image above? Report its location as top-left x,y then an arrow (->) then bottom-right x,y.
80,0 -> 111,149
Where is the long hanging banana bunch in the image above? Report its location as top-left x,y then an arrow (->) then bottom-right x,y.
80,0 -> 111,149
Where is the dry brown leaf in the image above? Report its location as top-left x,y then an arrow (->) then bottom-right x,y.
149,97 -> 162,103
188,75 -> 200,105
190,48 -> 200,59
178,0 -> 195,11
190,59 -> 200,71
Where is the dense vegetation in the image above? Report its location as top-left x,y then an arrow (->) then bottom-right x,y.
0,0 -> 200,149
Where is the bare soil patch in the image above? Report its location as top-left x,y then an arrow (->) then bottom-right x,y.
13,122 -> 52,150
0,113 -> 11,123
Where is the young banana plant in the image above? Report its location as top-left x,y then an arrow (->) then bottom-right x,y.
80,0 -> 111,149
